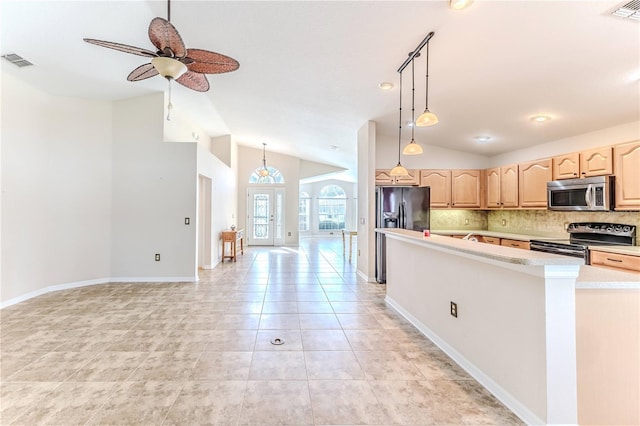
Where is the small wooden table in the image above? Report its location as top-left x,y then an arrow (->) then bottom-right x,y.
221,229 -> 244,262
342,229 -> 357,262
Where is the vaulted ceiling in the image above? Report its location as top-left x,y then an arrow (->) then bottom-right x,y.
2,1 -> 638,182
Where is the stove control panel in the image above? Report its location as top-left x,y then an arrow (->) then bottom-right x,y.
568,222 -> 636,237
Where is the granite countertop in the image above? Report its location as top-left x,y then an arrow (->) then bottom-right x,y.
431,229 -> 567,242
577,265 -> 640,289
377,228 -> 583,267
588,245 -> 640,257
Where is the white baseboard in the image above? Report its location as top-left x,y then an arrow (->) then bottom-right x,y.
356,269 -> 375,283
385,295 -> 545,426
1,276 -> 198,309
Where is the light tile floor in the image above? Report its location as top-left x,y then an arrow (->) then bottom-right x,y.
1,237 -> 523,425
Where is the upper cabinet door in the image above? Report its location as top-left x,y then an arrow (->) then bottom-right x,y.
614,141 -> 640,211
376,169 -> 419,186
519,159 -> 552,208
552,153 -> 580,180
419,170 -> 451,208
486,168 -> 501,208
501,165 -> 519,208
451,170 -> 481,208
580,147 -> 613,177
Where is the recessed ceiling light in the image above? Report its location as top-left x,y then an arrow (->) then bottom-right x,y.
450,0 -> 474,10
474,136 -> 491,143
530,114 -> 552,123
329,145 -> 340,151
378,82 -> 394,91
406,120 -> 415,128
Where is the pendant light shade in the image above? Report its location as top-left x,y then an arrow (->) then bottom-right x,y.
258,143 -> 270,177
392,71 -> 409,177
416,43 -> 438,127
402,58 -> 423,156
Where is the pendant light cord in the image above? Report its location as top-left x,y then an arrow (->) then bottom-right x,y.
411,58 -> 415,141
397,71 -> 403,163
425,43 -> 430,110
167,0 -> 171,21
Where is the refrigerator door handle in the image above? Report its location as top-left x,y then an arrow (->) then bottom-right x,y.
400,202 -> 406,229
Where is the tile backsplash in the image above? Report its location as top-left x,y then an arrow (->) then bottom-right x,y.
431,209 -> 640,245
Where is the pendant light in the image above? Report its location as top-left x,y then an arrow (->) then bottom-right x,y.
416,43 -> 438,127
402,57 -> 423,155
258,143 -> 270,177
390,71 -> 409,177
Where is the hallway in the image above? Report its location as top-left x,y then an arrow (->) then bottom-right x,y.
1,237 -> 522,425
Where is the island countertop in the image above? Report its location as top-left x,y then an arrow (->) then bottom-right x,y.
376,228 -> 583,267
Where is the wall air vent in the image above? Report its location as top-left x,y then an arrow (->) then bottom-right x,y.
1,53 -> 34,67
612,0 -> 640,21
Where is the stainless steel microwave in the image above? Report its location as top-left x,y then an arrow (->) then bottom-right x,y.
547,176 -> 614,211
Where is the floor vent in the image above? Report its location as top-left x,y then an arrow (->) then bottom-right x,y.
2,53 -> 34,67
612,0 -> 640,20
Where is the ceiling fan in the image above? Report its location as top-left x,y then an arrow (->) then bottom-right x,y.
83,0 -> 239,93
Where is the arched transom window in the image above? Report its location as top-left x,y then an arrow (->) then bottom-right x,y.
249,167 -> 285,184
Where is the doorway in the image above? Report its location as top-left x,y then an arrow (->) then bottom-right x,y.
247,187 -> 285,246
198,175 -> 212,269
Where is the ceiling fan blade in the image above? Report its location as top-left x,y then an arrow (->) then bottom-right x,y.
127,63 -> 159,81
185,49 -> 240,74
148,17 -> 186,58
176,71 -> 210,92
83,38 -> 157,58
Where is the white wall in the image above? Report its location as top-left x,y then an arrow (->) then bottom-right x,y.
110,94 -> 198,280
196,142 -> 238,265
1,72 -> 112,302
357,121 -> 377,281
299,179 -> 357,235
489,120 -> 640,166
237,145 -> 300,246
376,134 -> 491,170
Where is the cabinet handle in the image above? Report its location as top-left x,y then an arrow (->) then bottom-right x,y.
606,258 -> 623,263
511,243 -> 519,247
573,173 -> 577,176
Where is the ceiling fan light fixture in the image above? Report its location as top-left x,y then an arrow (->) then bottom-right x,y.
450,0 -> 474,10
151,56 -> 187,80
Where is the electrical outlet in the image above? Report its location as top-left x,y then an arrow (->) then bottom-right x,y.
358,249 -> 361,256
155,253 -> 161,261
185,217 -> 190,225
501,219 -> 507,226
288,231 -> 291,236
464,218 -> 470,225
450,301 -> 458,318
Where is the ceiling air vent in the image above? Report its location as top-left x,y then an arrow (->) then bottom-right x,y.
1,53 -> 34,67
612,0 -> 640,20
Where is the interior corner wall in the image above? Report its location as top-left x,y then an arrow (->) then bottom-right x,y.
196,143 -> 237,265
357,121 -> 377,281
237,145 -> 300,246
1,72 -> 112,303
111,94 -> 198,280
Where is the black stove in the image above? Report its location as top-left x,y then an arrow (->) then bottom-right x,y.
530,222 -> 636,263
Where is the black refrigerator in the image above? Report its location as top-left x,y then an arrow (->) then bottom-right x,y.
375,186 -> 430,283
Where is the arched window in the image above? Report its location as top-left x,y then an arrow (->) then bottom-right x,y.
299,191 -> 311,232
318,185 -> 346,230
249,166 -> 285,184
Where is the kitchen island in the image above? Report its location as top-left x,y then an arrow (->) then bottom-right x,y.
377,228 -> 583,425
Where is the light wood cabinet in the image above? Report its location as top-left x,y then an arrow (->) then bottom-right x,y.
485,165 -> 518,209
590,250 -> 640,273
419,170 -> 451,207
552,148 -> 613,180
500,239 -> 530,250
451,170 -> 482,208
482,236 -> 501,245
419,169 -> 481,209
614,141 -> 640,210
375,169 -> 418,186
581,147 -> 613,177
552,152 -> 580,180
519,158 -> 552,208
